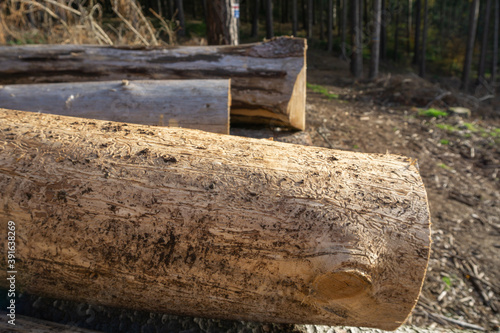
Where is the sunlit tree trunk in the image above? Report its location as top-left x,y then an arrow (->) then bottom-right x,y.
478,0 -> 492,83
462,0 -> 480,91
206,0 -> 238,45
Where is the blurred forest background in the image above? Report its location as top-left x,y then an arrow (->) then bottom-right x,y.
0,0 -> 498,93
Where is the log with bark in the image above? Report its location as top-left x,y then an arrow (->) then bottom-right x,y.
0,109 -> 431,330
0,37 -> 306,130
0,80 -> 230,134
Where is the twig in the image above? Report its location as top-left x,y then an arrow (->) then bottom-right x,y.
426,312 -> 485,331
425,91 -> 451,109
316,128 -> 334,149
479,94 -> 494,101
129,0 -> 157,45
13,0 -> 69,30
112,7 -> 149,46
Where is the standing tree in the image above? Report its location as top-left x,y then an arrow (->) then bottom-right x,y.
251,0 -> 259,38
369,0 -> 382,80
175,0 -> 186,37
419,0 -> 428,77
407,0 -> 412,53
413,0 -> 421,64
462,0 -> 480,91
265,0 -> 274,38
394,3 -> 400,61
380,0 -> 386,59
206,0 -> 239,45
493,0 -> 499,85
341,0 -> 347,59
478,0 -> 492,83
327,0 -> 333,51
292,0 -> 298,36
307,0 -> 313,38
351,0 -> 363,78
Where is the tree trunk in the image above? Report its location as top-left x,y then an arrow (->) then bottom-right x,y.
413,0 -> 421,65
369,0 -> 382,80
394,7 -> 400,61
251,0 -> 260,38
493,0 -> 499,85
0,38 -> 306,130
307,0 -> 313,38
327,0 -> 333,51
478,0 -> 492,83
175,0 -> 186,37
462,0 -> 480,91
341,0 -> 347,59
319,0 -> 324,40
407,0 -> 412,54
380,0 -> 386,60
0,80 -> 230,135
351,0 -> 363,77
0,109 -> 431,331
419,0 -> 428,77
206,0 -> 238,45
265,0 -> 274,38
292,0 -> 298,36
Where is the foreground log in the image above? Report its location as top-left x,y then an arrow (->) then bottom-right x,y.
0,80 -> 230,134
0,37 -> 306,130
0,109 -> 431,330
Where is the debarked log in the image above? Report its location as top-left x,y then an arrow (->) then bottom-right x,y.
0,80 -> 230,135
0,109 -> 431,330
0,37 -> 306,130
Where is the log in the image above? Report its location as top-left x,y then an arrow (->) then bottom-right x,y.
0,80 -> 230,134
0,37 -> 306,130
0,109 -> 431,330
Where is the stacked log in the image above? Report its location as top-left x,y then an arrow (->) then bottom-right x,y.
0,37 -> 307,129
0,80 -> 230,134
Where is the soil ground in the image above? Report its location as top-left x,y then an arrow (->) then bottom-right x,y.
302,49 -> 500,331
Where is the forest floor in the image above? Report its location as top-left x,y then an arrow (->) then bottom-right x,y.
300,49 -> 500,331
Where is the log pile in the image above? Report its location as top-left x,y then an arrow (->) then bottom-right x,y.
0,37 -> 307,130
0,109 -> 431,330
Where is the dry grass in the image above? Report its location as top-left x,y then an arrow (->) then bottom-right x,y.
0,0 -> 178,46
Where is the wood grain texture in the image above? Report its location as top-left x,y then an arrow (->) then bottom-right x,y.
0,80 -> 230,134
0,37 -> 306,130
0,109 -> 431,330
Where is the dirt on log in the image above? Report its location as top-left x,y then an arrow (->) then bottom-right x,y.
0,37 -> 306,130
0,109 -> 430,330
